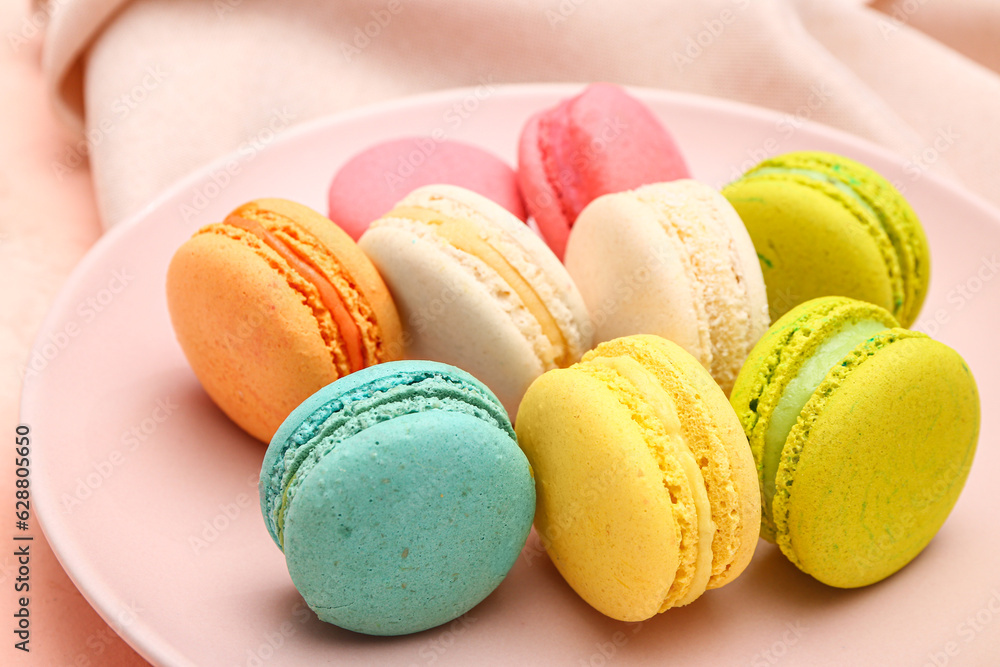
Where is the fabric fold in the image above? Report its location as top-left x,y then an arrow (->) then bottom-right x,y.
37,0 -> 1000,227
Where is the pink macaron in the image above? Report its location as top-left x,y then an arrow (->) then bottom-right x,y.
517,83 -> 691,258
328,137 -> 526,240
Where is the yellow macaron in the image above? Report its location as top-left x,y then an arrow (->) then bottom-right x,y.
515,334 -> 760,621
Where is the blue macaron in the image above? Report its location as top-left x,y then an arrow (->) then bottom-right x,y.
259,360 -> 536,636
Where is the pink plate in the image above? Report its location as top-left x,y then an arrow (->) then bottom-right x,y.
22,84 -> 1000,666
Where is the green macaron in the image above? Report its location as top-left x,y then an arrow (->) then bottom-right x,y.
731,296 -> 979,588
722,151 -> 930,326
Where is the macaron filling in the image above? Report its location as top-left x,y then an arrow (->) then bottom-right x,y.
264,370 -> 513,548
586,355 -> 716,608
225,214 -> 367,372
386,205 -> 570,366
761,319 -> 888,515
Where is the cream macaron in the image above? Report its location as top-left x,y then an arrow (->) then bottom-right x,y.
564,180 -> 769,394
359,185 -> 593,415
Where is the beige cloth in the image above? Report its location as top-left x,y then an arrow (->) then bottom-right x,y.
38,0 -> 1000,228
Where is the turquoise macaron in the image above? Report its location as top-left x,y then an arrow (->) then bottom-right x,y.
259,360 -> 536,635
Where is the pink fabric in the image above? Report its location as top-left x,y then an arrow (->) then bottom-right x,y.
5,0 -> 1000,664
1,2 -> 134,665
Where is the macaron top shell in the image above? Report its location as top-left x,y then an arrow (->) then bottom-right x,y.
748,151 -> 929,326
284,410 -> 532,635
328,137 -> 526,240
518,83 -> 691,257
776,330 -> 977,587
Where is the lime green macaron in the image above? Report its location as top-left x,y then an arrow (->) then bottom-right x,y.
722,151 -> 930,326
730,296 -> 979,588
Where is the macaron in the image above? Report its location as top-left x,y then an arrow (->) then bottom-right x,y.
518,82 -> 691,258
722,151 -> 930,326
730,296 -> 979,587
328,137 -> 526,240
515,335 -> 760,622
259,360 -> 535,636
564,180 -> 769,395
166,198 -> 403,442
359,184 -> 593,415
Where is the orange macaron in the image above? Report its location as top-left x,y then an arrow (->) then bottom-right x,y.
166,198 -> 403,442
